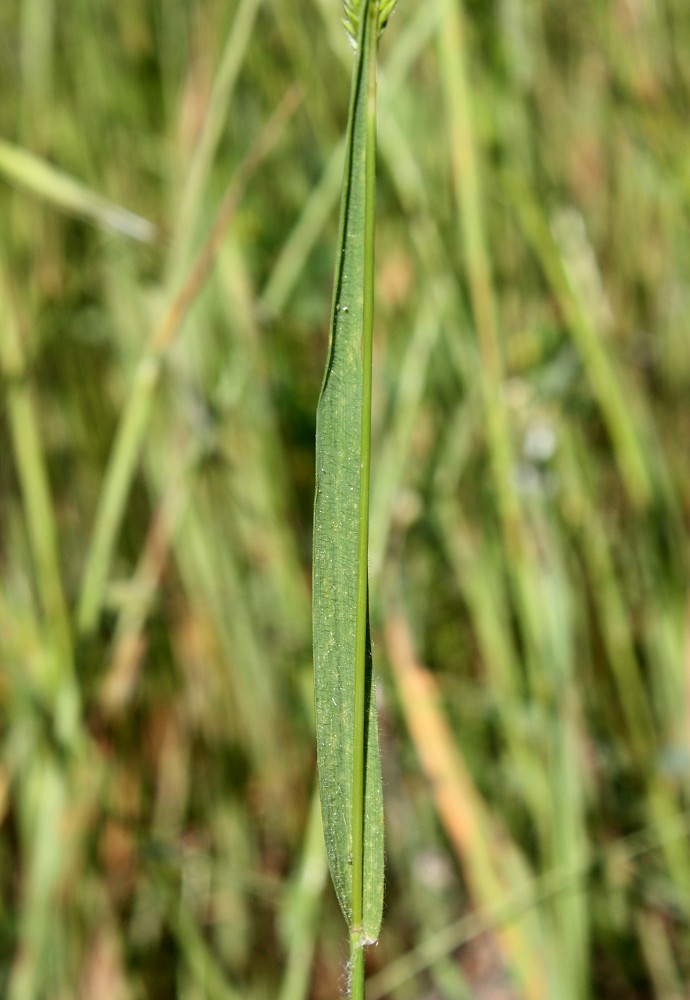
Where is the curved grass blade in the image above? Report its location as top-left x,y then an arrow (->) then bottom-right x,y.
75,89 -> 300,635
0,138 -> 156,242
313,0 -> 385,977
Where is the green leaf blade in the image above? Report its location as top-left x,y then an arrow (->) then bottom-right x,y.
313,0 -> 384,948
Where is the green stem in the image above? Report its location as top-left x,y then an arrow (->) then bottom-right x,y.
351,0 -> 378,962
76,90 -> 299,635
350,935 -> 366,1000
0,263 -> 79,743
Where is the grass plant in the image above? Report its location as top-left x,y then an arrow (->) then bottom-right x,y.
2,0 -> 690,998
312,3 -> 393,996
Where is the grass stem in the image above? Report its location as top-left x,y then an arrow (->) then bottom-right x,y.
351,0 -> 378,954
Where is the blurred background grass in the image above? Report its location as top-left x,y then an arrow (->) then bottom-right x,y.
1,0 -> 690,997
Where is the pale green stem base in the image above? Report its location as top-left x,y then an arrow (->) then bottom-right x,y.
349,938 -> 365,1000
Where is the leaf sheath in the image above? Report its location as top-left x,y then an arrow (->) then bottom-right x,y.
313,0 -> 384,951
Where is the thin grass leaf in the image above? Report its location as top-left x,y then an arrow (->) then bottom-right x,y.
0,138 -> 156,242
76,89 -> 300,635
167,0 -> 264,284
368,809 -> 690,1000
312,0 -> 385,983
384,611 -> 549,999
0,261 -> 79,743
277,785 -> 328,1000
502,170 -> 653,509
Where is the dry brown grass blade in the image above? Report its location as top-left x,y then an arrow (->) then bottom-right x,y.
384,612 -> 548,999
99,475 -> 186,716
151,83 -> 303,354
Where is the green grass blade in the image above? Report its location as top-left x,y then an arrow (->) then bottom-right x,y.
167,0 -> 264,284
313,0 -> 384,966
76,90 -> 300,635
0,263 -> 78,743
0,138 -> 156,242
277,785 -> 328,1000
502,170 -> 653,509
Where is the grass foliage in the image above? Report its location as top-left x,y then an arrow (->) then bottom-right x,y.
313,0 -> 384,976
2,0 -> 690,997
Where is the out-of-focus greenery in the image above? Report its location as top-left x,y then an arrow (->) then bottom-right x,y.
1,1 -> 690,998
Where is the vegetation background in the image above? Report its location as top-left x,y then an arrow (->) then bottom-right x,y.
2,0 -> 690,997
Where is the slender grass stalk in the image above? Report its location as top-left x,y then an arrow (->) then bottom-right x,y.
0,261 -> 79,744
167,0 -> 264,285
313,2 -> 395,996
350,0 -> 378,971
385,610 -> 548,998
8,755 -> 67,1000
368,806 -> 690,1000
277,785 -> 328,1000
76,89 -> 300,635
437,0 -> 518,546
260,0 -> 439,320
502,170 -> 652,509
99,455 -> 190,714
